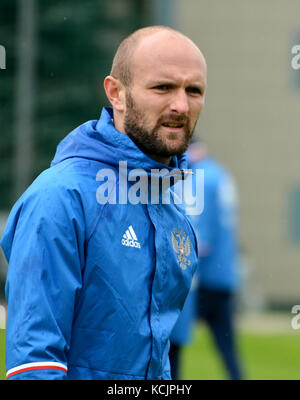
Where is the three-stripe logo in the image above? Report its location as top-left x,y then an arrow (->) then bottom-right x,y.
121,225 -> 141,248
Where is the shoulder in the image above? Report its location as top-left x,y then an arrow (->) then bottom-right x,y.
27,158 -> 107,198
11,158 -> 108,228
197,158 -> 235,188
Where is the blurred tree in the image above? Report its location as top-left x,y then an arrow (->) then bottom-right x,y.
0,1 -> 17,209
0,0 -> 151,209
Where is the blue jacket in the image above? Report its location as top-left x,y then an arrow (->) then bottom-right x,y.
170,276 -> 197,346
191,156 -> 240,291
1,107 -> 198,380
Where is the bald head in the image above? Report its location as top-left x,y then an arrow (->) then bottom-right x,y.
104,26 -> 207,165
110,26 -> 206,87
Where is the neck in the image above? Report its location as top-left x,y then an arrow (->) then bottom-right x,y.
146,153 -> 173,166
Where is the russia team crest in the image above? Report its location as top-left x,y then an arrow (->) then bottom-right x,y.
171,228 -> 191,270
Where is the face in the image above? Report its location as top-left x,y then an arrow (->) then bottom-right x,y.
122,32 -> 207,163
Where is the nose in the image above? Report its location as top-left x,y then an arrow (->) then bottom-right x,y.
169,90 -> 189,115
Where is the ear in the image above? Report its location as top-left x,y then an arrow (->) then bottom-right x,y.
104,76 -> 126,112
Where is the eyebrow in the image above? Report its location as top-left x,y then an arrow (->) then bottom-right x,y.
149,80 -> 205,92
150,79 -> 203,87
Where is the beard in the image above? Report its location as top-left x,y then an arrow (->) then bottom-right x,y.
123,90 -> 196,158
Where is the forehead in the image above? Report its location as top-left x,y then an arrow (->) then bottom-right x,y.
131,32 -> 207,86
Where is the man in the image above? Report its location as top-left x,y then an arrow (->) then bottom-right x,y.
188,140 -> 243,380
1,26 -> 207,379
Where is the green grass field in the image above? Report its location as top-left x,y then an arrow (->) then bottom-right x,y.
1,322 -> 300,380
182,324 -> 300,380
0,329 -> 6,380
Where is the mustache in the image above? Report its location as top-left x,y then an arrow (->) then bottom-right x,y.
157,114 -> 190,125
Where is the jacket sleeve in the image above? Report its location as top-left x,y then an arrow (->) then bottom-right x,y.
1,179 -> 86,380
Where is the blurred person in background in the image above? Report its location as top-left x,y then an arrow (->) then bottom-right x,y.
0,26 -> 207,380
169,274 -> 198,380
188,140 -> 244,380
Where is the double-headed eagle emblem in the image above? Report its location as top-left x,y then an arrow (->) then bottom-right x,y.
171,228 -> 191,270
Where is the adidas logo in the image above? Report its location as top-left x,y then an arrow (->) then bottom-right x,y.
121,225 -> 141,249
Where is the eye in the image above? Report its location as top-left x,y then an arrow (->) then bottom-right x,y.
153,84 -> 173,91
186,86 -> 203,96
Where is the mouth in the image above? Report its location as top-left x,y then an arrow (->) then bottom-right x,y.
161,122 -> 185,130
